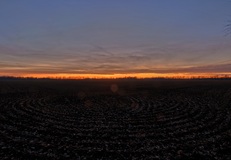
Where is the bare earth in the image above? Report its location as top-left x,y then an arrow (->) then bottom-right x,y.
0,79 -> 231,159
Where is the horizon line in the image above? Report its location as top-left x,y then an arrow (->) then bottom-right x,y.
1,75 -> 231,80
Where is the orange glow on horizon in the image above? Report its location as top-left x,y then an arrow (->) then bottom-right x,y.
1,72 -> 231,79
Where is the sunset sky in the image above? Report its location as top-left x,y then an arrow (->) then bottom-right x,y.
0,0 -> 231,79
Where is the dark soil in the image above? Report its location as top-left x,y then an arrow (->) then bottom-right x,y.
0,79 -> 231,159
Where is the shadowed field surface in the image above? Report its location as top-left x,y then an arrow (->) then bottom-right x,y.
0,79 -> 231,159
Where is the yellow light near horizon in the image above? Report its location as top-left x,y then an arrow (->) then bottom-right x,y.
1,72 -> 229,79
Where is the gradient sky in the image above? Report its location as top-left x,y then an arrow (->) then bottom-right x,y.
0,0 -> 231,78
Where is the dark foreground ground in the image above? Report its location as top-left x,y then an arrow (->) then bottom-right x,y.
0,79 -> 231,160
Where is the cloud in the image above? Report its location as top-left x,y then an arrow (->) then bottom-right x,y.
1,59 -> 231,75
181,63 -> 231,73
1,41 -> 231,76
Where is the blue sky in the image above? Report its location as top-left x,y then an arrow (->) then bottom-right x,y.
0,0 -> 231,78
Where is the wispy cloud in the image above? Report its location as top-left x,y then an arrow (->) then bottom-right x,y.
1,40 -> 231,77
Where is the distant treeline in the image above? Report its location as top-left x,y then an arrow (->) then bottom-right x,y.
1,76 -> 231,81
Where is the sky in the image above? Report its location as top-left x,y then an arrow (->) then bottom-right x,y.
0,0 -> 231,78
